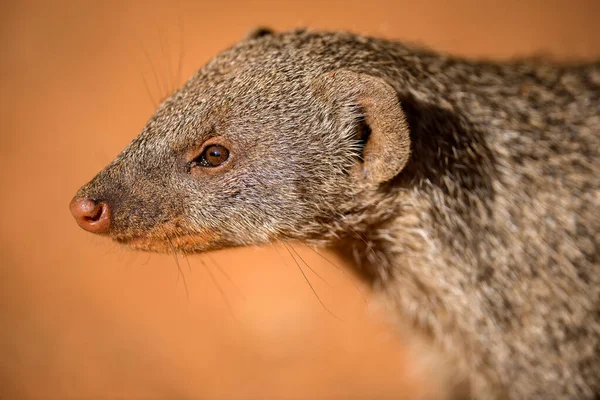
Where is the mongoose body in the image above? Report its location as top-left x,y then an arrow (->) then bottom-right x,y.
70,29 -> 600,399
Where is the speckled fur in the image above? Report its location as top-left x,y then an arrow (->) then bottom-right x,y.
73,29 -> 600,399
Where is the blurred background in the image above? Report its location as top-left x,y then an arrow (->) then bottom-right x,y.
1,1 -> 599,399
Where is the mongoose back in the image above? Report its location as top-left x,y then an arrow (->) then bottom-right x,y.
69,29 -> 600,399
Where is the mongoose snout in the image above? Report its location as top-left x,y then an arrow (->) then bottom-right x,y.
69,197 -> 111,234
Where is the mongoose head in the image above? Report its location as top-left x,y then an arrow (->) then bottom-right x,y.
70,29 -> 411,253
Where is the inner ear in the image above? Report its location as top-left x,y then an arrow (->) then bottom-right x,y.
312,69 -> 411,183
355,111 -> 372,163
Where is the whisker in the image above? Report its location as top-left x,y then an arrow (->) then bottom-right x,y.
199,257 -> 235,317
325,211 -> 388,266
182,251 -> 192,273
303,244 -> 367,304
158,25 -> 173,97
130,32 -> 158,109
141,252 -> 152,266
166,235 -> 189,300
140,71 -> 158,108
282,241 -> 342,321
175,11 -> 185,90
270,242 -> 290,269
206,254 -> 245,300
140,41 -> 167,103
125,252 -> 139,267
131,28 -> 163,104
288,242 -> 330,286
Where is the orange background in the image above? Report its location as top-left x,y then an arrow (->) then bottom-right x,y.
1,1 -> 599,399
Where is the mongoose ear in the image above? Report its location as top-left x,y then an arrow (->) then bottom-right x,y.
244,26 -> 275,40
311,69 -> 411,183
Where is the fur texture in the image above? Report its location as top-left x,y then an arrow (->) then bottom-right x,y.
72,29 -> 600,399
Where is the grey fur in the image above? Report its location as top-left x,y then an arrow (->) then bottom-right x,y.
72,29 -> 600,399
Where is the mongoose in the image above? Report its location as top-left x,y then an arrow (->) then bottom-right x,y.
69,29 -> 600,399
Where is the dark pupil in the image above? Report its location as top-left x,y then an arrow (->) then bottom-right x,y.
205,145 -> 228,166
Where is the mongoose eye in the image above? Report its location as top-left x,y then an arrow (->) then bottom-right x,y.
192,144 -> 229,168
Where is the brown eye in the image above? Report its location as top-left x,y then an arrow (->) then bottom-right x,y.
194,144 -> 229,168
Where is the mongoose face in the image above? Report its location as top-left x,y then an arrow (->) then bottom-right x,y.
70,30 -> 411,253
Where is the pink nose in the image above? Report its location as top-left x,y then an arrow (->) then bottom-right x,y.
69,197 -> 111,234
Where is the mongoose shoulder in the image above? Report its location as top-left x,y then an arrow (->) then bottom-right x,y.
70,29 -> 600,399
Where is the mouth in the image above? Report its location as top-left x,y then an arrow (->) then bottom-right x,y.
114,231 -> 218,253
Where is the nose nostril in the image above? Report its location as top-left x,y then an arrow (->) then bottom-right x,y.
70,197 -> 111,234
84,203 -> 104,222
